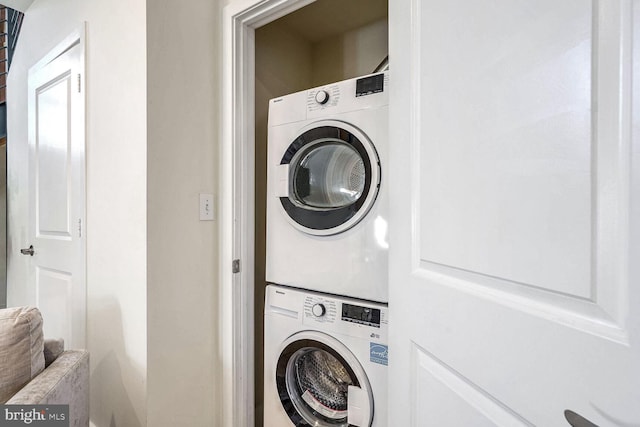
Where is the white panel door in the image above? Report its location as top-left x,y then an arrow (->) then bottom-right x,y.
389,0 -> 639,425
24,41 -> 86,348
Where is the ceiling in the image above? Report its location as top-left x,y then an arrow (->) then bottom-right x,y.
271,0 -> 388,43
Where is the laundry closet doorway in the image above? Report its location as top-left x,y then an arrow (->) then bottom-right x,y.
220,0 -> 388,425
254,2 -> 388,425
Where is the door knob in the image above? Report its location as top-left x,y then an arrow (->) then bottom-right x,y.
20,245 -> 34,256
565,410 -> 599,427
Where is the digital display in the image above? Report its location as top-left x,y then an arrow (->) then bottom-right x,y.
342,303 -> 381,327
356,74 -> 384,97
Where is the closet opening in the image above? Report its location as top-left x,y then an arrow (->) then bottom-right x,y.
254,0 -> 388,424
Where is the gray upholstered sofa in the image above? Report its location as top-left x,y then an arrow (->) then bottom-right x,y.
0,306 -> 89,426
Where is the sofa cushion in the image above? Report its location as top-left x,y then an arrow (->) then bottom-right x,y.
43,338 -> 65,367
0,306 -> 45,403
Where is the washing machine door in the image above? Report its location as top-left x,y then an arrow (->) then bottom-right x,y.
275,331 -> 374,427
278,120 -> 380,236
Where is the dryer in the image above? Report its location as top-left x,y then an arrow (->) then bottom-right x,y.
263,284 -> 388,427
266,72 -> 389,303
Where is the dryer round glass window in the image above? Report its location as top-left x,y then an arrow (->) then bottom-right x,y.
291,141 -> 365,209
280,121 -> 381,236
275,335 -> 373,427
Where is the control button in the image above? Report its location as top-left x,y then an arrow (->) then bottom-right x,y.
312,303 -> 326,317
315,90 -> 329,105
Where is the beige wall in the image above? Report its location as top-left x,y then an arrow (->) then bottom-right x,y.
7,0 -> 148,425
311,18 -> 388,86
8,0 -> 222,425
146,0 -> 220,426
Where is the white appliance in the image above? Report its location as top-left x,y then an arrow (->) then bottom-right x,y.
264,284 -> 388,427
266,72 -> 389,303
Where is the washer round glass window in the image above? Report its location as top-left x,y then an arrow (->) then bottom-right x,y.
275,336 -> 372,427
280,122 -> 380,235
287,347 -> 355,425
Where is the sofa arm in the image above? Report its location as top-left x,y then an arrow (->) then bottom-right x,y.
7,350 -> 89,426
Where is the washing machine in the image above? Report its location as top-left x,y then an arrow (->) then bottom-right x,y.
263,284 -> 388,427
266,72 -> 389,303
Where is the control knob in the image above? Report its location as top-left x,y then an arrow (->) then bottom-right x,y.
312,303 -> 326,317
315,90 -> 329,105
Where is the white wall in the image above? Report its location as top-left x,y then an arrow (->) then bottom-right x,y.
146,1 -> 220,426
7,0 -> 148,425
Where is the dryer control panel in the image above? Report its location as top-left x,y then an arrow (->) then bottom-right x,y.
305,72 -> 389,119
307,85 -> 341,111
268,72 -> 389,127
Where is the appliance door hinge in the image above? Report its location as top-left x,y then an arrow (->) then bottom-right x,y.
232,259 -> 240,274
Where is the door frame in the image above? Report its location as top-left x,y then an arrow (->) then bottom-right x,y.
219,1 -> 315,426
28,26 -> 85,75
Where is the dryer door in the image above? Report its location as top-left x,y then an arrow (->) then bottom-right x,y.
278,120 -> 380,236
275,331 -> 374,427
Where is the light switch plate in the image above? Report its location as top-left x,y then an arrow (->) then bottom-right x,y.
199,193 -> 215,221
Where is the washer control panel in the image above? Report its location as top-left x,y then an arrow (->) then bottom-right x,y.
301,291 -> 388,340
266,285 -> 388,341
303,295 -> 338,323
341,302 -> 381,328
311,303 -> 327,317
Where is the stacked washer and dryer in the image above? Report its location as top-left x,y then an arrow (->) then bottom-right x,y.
264,72 -> 389,427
